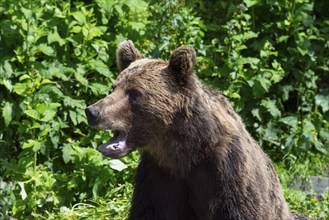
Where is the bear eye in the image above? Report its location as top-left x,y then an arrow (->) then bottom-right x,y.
127,89 -> 142,102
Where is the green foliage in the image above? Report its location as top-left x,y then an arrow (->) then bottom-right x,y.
285,188 -> 329,219
276,162 -> 329,219
0,0 -> 143,218
0,0 -> 328,218
193,0 -> 329,162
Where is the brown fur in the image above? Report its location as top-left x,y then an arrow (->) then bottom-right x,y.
86,40 -> 292,220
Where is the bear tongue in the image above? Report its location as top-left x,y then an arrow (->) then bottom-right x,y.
98,132 -> 128,157
99,140 -> 126,155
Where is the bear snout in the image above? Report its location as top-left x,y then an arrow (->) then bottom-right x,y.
85,105 -> 100,125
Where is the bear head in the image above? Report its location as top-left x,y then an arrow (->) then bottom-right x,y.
85,40 -> 197,158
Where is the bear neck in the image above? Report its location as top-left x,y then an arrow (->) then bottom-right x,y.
147,87 -> 240,177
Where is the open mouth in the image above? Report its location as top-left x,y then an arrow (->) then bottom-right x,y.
98,130 -> 133,158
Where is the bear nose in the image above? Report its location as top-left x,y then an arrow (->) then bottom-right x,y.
85,106 -> 100,121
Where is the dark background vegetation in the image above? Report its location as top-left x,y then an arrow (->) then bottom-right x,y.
0,0 -> 328,219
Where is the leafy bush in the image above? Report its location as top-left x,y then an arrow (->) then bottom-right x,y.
0,0 -> 328,218
193,0 -> 329,162
0,0 -> 144,218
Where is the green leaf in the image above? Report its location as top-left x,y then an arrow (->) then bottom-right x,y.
279,116 -> 298,129
18,182 -> 27,200
114,5 -> 123,15
70,25 -> 82,33
32,142 -> 42,152
314,140 -> 327,154
38,44 -> 54,56
278,35 -> 289,43
242,31 -> 259,40
40,79 -> 55,85
69,110 -> 77,125
62,144 -> 74,163
2,79 -> 13,91
82,26 -> 89,38
2,102 -> 13,127
259,77 -> 271,92
36,103 -> 47,115
48,102 -> 61,110
243,0 -> 258,7
315,94 -> 329,113
88,60 -> 111,76
236,57 -> 260,66
22,139 -> 38,149
89,26 -> 107,38
320,130 -> 329,142
129,22 -> 145,31
281,85 -> 293,101
72,11 -> 86,24
63,96 -> 86,108
19,74 -> 31,81
41,109 -> 57,122
40,85 -> 64,98
13,83 -> 28,95
123,0 -> 148,12
38,128 -> 51,138
261,99 -> 281,118
98,0 -> 115,14
48,28 -> 65,46
21,7 -> 32,19
251,108 -> 261,121
24,109 -> 41,120
92,178 -> 101,198
75,68 -> 88,86
0,60 -> 13,78
228,92 -> 241,99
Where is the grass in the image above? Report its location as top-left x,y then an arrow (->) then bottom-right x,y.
285,188 -> 329,219
276,153 -> 329,219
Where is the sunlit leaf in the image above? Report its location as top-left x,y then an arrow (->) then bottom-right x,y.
18,182 -> 27,200
108,159 -> 128,171
48,28 -> 65,46
24,109 -> 41,120
72,11 -> 86,24
41,109 -> 57,122
2,101 -> 13,127
38,44 -> 54,56
62,144 -> 74,163
13,83 -> 28,95
243,0 -> 258,7
2,79 -> 13,91
22,139 -> 38,149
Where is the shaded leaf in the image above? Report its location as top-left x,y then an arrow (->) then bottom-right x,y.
315,94 -> 329,113
261,99 -> 281,118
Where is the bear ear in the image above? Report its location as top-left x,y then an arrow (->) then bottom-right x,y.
116,40 -> 144,71
168,45 -> 196,86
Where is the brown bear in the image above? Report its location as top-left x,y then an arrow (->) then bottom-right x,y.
85,40 -> 292,220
